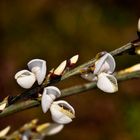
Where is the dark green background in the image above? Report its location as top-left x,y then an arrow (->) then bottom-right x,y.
0,0 -> 140,139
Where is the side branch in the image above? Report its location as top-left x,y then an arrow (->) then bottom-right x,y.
1,70 -> 140,118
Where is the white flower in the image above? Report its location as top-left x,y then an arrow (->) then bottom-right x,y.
50,100 -> 75,124
81,52 -> 118,93
15,59 -> 47,89
97,72 -> 118,93
41,86 -> 61,113
41,86 -> 75,124
15,70 -> 36,89
28,59 -> 46,85
94,53 -> 115,75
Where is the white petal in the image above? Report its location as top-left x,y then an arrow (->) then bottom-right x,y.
28,59 -> 47,85
45,86 -> 61,99
0,126 -> 10,138
69,54 -> 79,65
50,100 -> 75,124
94,53 -> 116,75
41,88 -> 53,113
45,123 -> 64,136
97,73 -> 118,93
15,70 -> 36,89
54,60 -> 67,75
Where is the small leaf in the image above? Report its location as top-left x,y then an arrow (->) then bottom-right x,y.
28,59 -> 47,85
41,89 -> 53,113
15,70 -> 36,89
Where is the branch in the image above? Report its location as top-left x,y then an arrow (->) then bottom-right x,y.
8,40 -> 140,105
1,70 -> 140,118
61,41 -> 139,80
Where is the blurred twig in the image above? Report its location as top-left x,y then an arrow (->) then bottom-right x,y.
0,70 -> 140,118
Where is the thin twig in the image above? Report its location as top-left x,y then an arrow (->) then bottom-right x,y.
0,70 -> 140,118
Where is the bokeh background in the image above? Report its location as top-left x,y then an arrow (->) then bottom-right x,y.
0,0 -> 140,140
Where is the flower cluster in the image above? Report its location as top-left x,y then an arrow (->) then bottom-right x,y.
41,86 -> 75,124
15,59 -> 46,89
15,55 -> 79,126
81,52 -> 118,93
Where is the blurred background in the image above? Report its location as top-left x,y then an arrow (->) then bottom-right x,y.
0,0 -> 140,139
